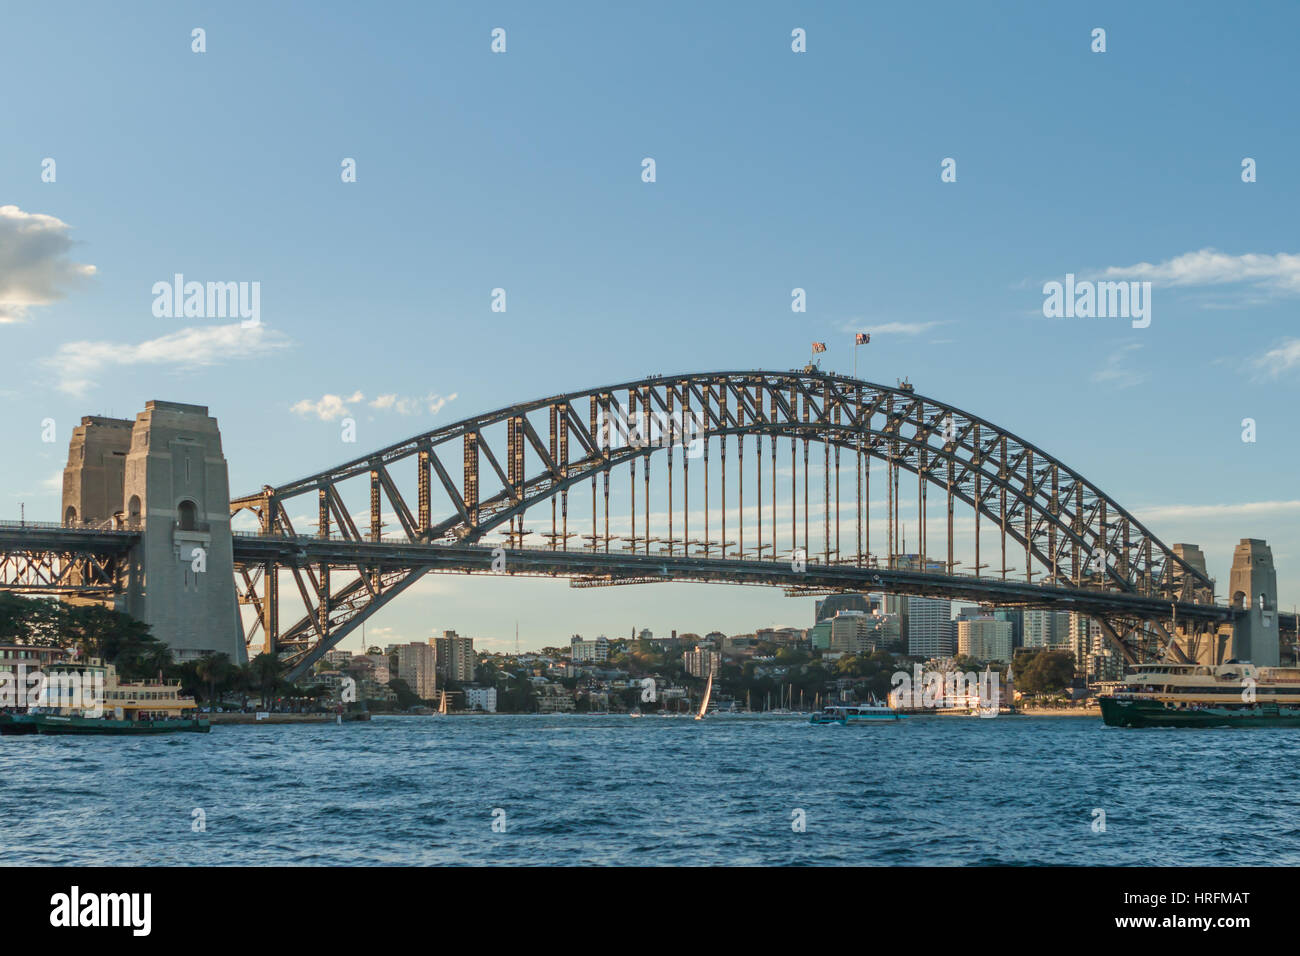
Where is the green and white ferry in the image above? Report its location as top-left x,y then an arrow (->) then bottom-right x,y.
0,657 -> 209,736
1100,660 -> 1300,728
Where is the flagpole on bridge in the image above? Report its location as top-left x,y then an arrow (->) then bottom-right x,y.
854,332 -> 870,380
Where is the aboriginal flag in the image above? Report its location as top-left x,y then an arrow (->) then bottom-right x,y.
811,342 -> 826,353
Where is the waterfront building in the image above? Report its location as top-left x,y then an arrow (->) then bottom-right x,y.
464,686 -> 498,713
393,642 -> 438,700
535,684 -> 576,713
432,630 -> 476,682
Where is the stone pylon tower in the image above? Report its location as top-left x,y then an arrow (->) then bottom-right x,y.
1169,543 -> 1223,664
62,401 -> 245,664
62,416 -> 134,528
1228,538 -> 1278,666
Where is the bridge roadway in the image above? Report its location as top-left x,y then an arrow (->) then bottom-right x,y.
0,523 -> 1271,629
227,532 -> 1237,625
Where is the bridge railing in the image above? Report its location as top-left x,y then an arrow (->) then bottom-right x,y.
0,519 -> 138,535
228,529 -> 1158,593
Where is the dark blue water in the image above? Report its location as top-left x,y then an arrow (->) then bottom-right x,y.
3,714 -> 1298,865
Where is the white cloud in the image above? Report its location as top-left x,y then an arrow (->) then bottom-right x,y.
0,205 -> 97,322
294,390 -> 458,420
1091,343 -> 1145,388
1252,338 -> 1300,379
292,391 -> 365,421
45,322 -> 290,396
1099,248 -> 1300,295
426,392 -> 457,415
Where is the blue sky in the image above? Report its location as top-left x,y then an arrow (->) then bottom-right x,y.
4,0 -> 1299,652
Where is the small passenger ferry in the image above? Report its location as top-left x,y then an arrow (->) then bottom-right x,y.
810,702 -> 905,725
1100,660 -> 1300,728
0,657 -> 209,735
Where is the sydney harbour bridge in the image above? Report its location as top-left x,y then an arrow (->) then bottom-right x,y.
0,369 -> 1285,682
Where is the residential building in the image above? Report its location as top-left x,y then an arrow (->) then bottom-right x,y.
393,642 -> 438,700
432,630 -> 476,682
570,635 -> 610,662
684,644 -> 721,678
464,686 -> 498,713
956,614 -> 1014,663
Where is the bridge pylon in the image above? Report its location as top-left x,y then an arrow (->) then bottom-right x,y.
62,402 -> 245,665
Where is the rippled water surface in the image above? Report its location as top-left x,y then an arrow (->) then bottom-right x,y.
3,714 -> 1298,865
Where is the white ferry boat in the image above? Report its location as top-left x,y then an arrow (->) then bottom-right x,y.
810,703 -> 905,725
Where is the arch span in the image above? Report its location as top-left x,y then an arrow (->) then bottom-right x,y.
231,370 -> 1215,673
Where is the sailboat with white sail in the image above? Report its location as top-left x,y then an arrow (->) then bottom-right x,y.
695,665 -> 715,721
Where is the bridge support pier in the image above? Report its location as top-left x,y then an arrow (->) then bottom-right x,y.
1228,538 -> 1279,666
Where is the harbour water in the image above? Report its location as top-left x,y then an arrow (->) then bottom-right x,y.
3,714 -> 1299,866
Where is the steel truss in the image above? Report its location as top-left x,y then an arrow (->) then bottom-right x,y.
227,370 -> 1221,678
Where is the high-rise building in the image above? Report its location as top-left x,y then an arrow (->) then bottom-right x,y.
992,609 -> 1023,649
906,597 -> 954,658
684,644 -> 721,678
431,630 -> 476,683
828,611 -> 876,655
1024,609 -> 1069,648
393,642 -> 437,700
956,614 -> 1014,663
885,555 -> 953,657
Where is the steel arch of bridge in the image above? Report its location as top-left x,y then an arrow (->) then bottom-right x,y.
230,370 -> 1216,677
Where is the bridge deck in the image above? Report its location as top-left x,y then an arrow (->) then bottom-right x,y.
229,533 -> 1236,623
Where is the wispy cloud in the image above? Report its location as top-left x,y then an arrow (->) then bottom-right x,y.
837,320 -> 946,336
1252,338 -> 1300,379
1099,248 -> 1300,296
292,390 -> 458,421
0,205 -> 97,323
44,323 -> 290,396
1135,500 -> 1300,522
1091,343 -> 1145,388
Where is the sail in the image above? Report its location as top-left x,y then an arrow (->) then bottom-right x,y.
696,666 -> 714,720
